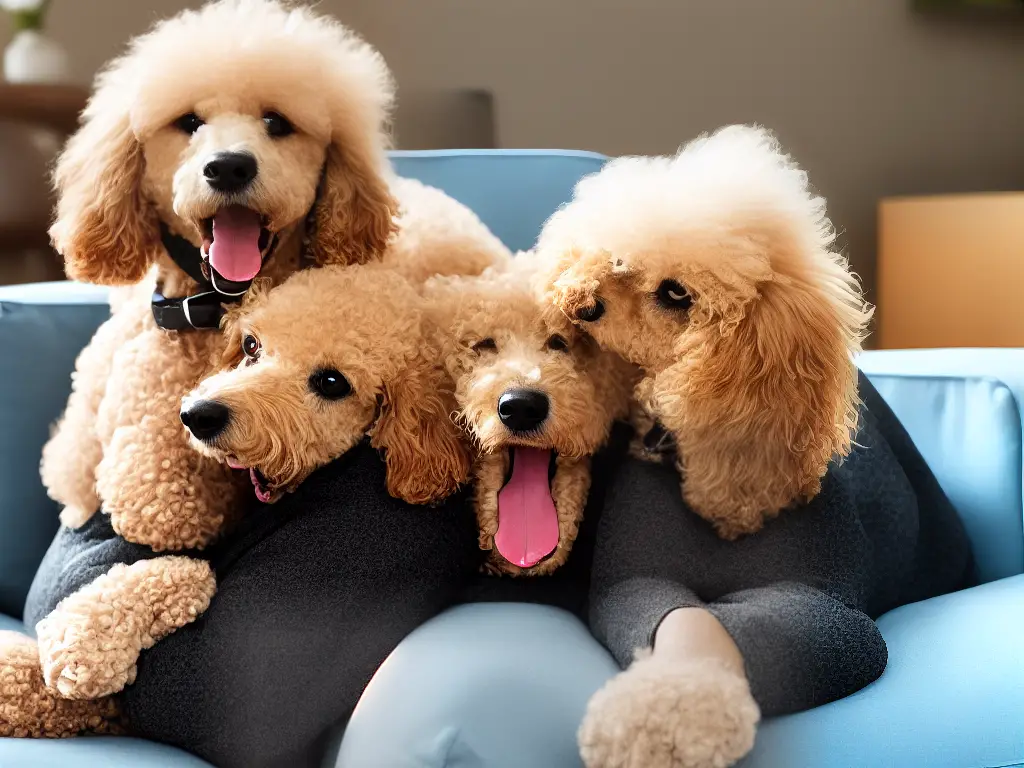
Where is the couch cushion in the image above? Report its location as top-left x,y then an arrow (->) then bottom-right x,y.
0,737 -> 213,767
0,613 -> 23,634
860,349 -> 1024,583
390,150 -> 606,253
0,290 -> 110,618
744,575 -> 1024,768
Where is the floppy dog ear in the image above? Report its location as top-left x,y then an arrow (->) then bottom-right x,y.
660,271 -> 870,537
49,72 -> 160,285
310,140 -> 398,267
368,352 -> 471,506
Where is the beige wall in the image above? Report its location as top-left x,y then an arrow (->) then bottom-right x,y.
4,0 -> 1024,301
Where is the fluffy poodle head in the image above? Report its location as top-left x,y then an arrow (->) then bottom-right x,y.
50,0 -> 397,286
537,125 -> 873,529
428,256 -> 634,461
426,255 -> 635,569
181,265 -> 469,506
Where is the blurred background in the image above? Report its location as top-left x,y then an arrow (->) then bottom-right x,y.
1,0 -> 1022,347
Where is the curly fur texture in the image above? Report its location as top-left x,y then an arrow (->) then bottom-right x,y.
579,650 -> 760,768
49,0 -> 397,289
185,263 -> 474,507
538,125 -> 873,539
36,557 -> 217,700
18,0 -> 402,739
0,632 -> 123,738
425,254 -> 637,575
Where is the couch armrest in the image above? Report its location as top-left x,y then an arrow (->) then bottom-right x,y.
0,281 -> 109,619
858,348 -> 1024,583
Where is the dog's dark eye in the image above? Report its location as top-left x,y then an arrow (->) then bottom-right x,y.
472,338 -> 497,353
309,368 -> 351,400
576,300 -> 605,323
242,334 -> 261,360
655,279 -> 692,311
546,334 -> 569,352
174,113 -> 204,135
263,112 -> 294,138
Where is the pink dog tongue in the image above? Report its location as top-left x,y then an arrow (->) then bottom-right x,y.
495,447 -> 558,568
208,206 -> 262,282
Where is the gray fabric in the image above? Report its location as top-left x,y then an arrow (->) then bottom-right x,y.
590,372 -> 972,717
23,514 -> 165,631
120,440 -> 480,768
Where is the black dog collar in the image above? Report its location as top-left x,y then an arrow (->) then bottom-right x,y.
151,224 -> 250,331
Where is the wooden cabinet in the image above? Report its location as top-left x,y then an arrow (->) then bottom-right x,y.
877,193 -> 1024,349
0,83 -> 87,283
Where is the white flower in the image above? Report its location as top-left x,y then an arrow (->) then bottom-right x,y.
0,0 -> 46,12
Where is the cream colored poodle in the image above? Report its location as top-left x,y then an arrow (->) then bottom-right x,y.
537,125 -> 872,768
2,0 -> 503,739
539,124 -> 872,540
425,256 -> 637,576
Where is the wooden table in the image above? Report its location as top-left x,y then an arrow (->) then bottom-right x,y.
877,193 -> 1024,349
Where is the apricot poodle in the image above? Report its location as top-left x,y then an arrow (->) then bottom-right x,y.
539,125 -> 872,540
181,263 -> 471,508
425,256 -> 637,576
2,0 -> 503,739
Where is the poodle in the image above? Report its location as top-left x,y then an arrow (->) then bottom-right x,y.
425,255 -> 637,576
181,263 -> 471,508
535,125 -> 873,768
538,124 -> 872,540
3,0 -> 502,739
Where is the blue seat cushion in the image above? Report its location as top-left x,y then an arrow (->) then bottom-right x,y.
860,349 -> 1024,583
0,613 -> 24,634
745,575 -> 1024,768
0,738 -> 213,767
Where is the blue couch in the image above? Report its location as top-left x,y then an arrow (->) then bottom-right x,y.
1,151 -> 1021,768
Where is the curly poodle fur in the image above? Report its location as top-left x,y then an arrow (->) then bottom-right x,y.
0,632 -> 123,737
538,125 -> 873,539
425,255 -> 637,575
10,0 -> 499,741
36,558 -> 217,701
183,263 -> 473,507
579,650 -> 759,768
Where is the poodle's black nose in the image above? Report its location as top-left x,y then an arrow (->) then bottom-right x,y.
180,400 -> 231,441
203,152 -> 258,194
498,388 -> 550,434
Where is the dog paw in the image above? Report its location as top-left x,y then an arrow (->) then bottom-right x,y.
578,651 -> 760,768
36,603 -> 140,700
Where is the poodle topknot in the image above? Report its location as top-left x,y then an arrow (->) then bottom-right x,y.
49,0 -> 397,291
538,124 -> 873,539
183,263 -> 470,506
425,255 -> 637,576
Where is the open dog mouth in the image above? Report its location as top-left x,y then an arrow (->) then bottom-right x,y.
494,446 -> 559,569
225,455 -> 275,504
199,206 -> 277,290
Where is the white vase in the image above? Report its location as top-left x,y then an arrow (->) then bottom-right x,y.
3,29 -> 68,84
